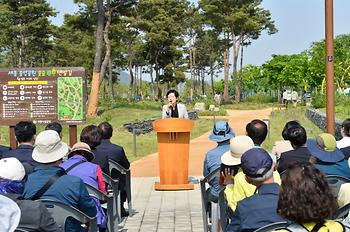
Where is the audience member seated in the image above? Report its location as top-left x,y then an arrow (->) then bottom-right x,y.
278,125 -> 311,173
271,120 -> 300,159
0,158 -> 58,231
203,121 -> 235,203
60,142 -> 107,229
0,194 -> 21,232
220,136 -> 254,210
96,121 -> 130,217
226,148 -> 284,232
45,121 -> 70,153
2,121 -> 40,167
276,162 -> 345,231
338,184 -> 350,208
307,133 -> 350,179
80,125 -> 104,168
246,119 -> 276,162
337,118 -> 350,159
22,130 -> 97,232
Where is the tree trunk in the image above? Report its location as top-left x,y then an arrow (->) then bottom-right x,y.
232,32 -> 241,103
210,62 -> 215,96
239,37 -> 244,99
192,48 -> 196,94
139,66 -> 143,100
99,0 -> 112,86
223,32 -> 229,102
134,65 -> 138,96
128,38 -> 134,101
87,0 -> 105,117
108,56 -> 114,104
201,68 -> 205,96
150,65 -> 155,98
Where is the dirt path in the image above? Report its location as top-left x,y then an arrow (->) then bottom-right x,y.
130,108 -> 273,177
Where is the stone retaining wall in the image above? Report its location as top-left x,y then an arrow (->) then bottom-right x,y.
123,111 -> 198,135
305,108 -> 343,140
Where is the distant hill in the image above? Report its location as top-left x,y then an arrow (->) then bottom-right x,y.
118,70 -> 151,84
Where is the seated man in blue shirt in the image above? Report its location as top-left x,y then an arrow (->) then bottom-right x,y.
2,121 -> 40,167
203,121 -> 235,202
226,148 -> 284,232
23,130 -> 97,232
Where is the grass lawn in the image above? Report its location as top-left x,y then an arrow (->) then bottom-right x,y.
224,102 -> 277,110
262,107 -> 323,152
0,105 -> 213,162
319,106 -> 350,121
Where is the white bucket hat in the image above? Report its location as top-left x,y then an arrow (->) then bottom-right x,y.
221,135 -> 254,166
0,158 -> 25,181
0,195 -> 21,232
32,130 -> 69,164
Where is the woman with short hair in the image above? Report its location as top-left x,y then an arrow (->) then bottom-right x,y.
277,162 -> 345,231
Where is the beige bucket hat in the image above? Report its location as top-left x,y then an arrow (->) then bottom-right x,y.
221,135 -> 254,166
32,130 -> 69,163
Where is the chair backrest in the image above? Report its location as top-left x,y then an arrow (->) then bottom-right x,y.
85,183 -> 120,231
102,173 -> 122,225
326,175 -> 350,197
39,199 -> 98,232
335,202 -> 350,220
253,221 -> 291,232
200,167 -> 220,232
108,159 -> 132,214
218,188 -> 229,232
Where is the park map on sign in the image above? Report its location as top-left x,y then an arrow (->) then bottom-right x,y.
57,77 -> 83,121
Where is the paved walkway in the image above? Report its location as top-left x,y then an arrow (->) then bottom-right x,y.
121,177 -> 203,232
122,108 -> 273,231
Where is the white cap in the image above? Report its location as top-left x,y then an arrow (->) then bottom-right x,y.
0,195 -> 21,232
0,158 -> 25,181
32,130 -> 69,163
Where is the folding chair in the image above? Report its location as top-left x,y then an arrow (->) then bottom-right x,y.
326,175 -> 350,197
218,188 -> 230,232
85,183 -> 119,232
200,167 -> 220,232
253,221 -> 291,232
108,159 -> 132,215
39,199 -> 98,232
334,203 -> 350,220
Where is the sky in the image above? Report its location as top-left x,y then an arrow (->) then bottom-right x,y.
48,0 -> 350,66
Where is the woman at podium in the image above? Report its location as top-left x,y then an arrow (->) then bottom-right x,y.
162,89 -> 188,119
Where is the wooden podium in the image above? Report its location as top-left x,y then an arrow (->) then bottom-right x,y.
152,118 -> 194,190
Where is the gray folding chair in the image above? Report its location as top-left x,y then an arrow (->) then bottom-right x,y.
200,167 -> 220,232
103,172 -> 121,222
218,188 -> 229,232
334,203 -> 350,220
253,221 -> 290,232
85,183 -> 119,232
326,175 -> 350,197
39,199 -> 98,232
108,159 -> 132,215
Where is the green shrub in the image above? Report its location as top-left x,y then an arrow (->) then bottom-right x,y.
242,93 -> 277,103
312,94 -> 326,108
312,94 -> 350,108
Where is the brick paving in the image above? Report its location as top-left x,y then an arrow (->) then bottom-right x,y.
120,177 -> 203,232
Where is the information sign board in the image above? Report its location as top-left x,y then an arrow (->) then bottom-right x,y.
0,67 -> 86,125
